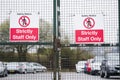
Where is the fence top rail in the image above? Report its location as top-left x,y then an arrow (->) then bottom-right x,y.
61,43 -> 119,47
0,42 -> 119,47
0,42 -> 53,45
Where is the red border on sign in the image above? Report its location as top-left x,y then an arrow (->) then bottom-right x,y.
18,16 -> 30,27
83,17 -> 95,29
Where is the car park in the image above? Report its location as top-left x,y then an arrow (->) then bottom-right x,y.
0,61 -> 8,77
30,62 -> 47,72
100,53 -> 120,78
75,61 -> 86,73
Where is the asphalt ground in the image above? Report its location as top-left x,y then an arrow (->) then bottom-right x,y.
0,72 -> 120,80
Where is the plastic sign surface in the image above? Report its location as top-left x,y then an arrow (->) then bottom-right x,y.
10,12 -> 39,42
74,14 -> 104,44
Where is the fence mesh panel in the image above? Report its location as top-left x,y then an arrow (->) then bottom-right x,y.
0,0 -> 53,80
60,0 -> 119,80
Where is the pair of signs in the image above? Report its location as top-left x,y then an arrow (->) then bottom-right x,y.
10,13 -> 104,43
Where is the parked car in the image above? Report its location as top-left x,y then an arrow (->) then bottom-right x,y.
7,62 -> 36,74
19,62 -> 36,74
75,61 -> 86,73
100,53 -> 120,78
84,58 -> 94,74
30,62 -> 47,72
7,62 -> 21,73
90,56 -> 105,75
0,61 -> 8,77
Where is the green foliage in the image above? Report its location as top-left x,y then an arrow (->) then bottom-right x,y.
61,47 -> 94,69
0,53 -> 19,62
0,47 -> 94,69
39,19 -> 53,42
0,20 -> 9,41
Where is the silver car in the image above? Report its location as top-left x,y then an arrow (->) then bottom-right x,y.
19,62 -> 36,74
0,61 -> 8,77
7,62 -> 21,73
30,62 -> 47,72
100,53 -> 120,78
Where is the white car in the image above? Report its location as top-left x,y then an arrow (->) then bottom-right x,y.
19,62 -> 36,74
7,62 -> 21,73
90,56 -> 105,75
30,62 -> 47,72
75,61 -> 86,73
0,61 -> 8,77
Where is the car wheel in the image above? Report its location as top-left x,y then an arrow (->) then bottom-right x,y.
43,69 -> 46,72
84,70 -> 87,73
76,71 -> 79,73
90,71 -> 95,75
5,70 -> 8,77
104,71 -> 110,78
2,73 -> 6,77
24,70 -> 27,74
33,70 -> 36,74
2,71 -> 7,77
100,71 -> 105,78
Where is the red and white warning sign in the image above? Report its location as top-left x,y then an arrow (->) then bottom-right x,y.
10,12 -> 39,42
74,14 -> 104,43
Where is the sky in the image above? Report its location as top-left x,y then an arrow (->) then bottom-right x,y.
0,0 -> 119,44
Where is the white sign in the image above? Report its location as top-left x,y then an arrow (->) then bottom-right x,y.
10,12 -> 39,42
74,14 -> 104,43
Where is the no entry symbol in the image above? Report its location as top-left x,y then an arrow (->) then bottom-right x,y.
18,16 -> 30,27
83,17 -> 95,29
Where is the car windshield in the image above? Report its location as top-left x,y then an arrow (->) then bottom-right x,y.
31,63 -> 42,66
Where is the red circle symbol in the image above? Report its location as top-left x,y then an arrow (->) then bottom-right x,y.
18,16 -> 30,27
83,17 -> 95,29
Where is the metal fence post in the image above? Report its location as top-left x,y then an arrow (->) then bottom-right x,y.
53,0 -> 61,80
57,0 -> 61,80
53,0 -> 57,80
118,0 -> 120,69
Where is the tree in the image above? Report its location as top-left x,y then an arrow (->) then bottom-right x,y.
0,20 -> 9,42
0,19 -> 53,62
39,19 -> 53,42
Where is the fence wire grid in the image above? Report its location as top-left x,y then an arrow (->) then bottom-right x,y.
0,0 -> 119,80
